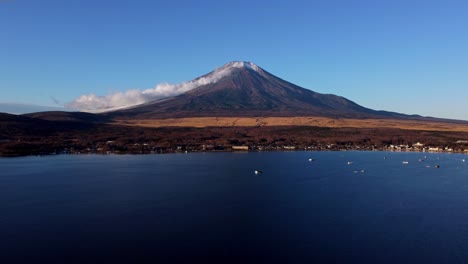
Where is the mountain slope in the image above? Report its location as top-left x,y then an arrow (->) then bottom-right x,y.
0,112 -> 97,139
24,111 -> 110,123
0,103 -> 69,115
107,62 -> 410,119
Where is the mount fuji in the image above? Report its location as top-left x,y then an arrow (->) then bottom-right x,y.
107,61 -> 411,119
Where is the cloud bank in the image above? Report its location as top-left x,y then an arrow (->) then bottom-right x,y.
66,82 -> 198,112
65,64 -> 247,112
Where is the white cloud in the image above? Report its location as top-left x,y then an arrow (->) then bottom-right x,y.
65,62 -> 256,112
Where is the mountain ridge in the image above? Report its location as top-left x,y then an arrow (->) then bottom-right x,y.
107,61 -> 414,119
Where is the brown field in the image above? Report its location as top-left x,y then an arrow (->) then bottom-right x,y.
115,116 -> 468,132
4,115 -> 468,156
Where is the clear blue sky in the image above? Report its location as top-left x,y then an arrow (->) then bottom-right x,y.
2,0 -> 468,119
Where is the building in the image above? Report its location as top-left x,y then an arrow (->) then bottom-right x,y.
232,145 -> 249,151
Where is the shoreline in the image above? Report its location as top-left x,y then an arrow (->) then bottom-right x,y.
2,147 -> 467,158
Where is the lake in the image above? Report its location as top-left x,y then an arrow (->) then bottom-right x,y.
1,151 -> 468,263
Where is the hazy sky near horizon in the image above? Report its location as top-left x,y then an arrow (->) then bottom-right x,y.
2,0 -> 468,119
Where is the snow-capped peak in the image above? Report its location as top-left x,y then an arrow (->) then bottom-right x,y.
207,61 -> 264,81
222,61 -> 261,72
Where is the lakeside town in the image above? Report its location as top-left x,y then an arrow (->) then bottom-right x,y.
58,141 -> 468,155
2,138 -> 468,157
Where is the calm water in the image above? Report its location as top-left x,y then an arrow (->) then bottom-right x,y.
1,151 -> 468,263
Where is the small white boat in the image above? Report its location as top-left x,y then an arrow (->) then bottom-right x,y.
402,161 -> 409,164
347,161 -> 354,165
254,170 -> 263,175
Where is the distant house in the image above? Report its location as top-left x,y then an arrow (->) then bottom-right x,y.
202,144 -> 215,150
283,146 -> 296,150
413,142 -> 424,148
232,145 -> 249,151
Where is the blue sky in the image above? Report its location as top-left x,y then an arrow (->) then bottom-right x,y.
2,0 -> 468,119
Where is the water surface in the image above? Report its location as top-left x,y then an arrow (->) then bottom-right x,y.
1,151 -> 468,263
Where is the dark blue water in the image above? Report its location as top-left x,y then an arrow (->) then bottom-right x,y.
1,151 -> 468,263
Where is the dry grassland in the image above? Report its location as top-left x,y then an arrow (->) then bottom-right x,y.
115,116 -> 468,132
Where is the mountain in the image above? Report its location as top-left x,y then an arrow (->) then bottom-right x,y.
24,111 -> 110,123
107,61 -> 412,119
0,112 -> 96,139
0,103 -> 69,115
2,61 -> 468,156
